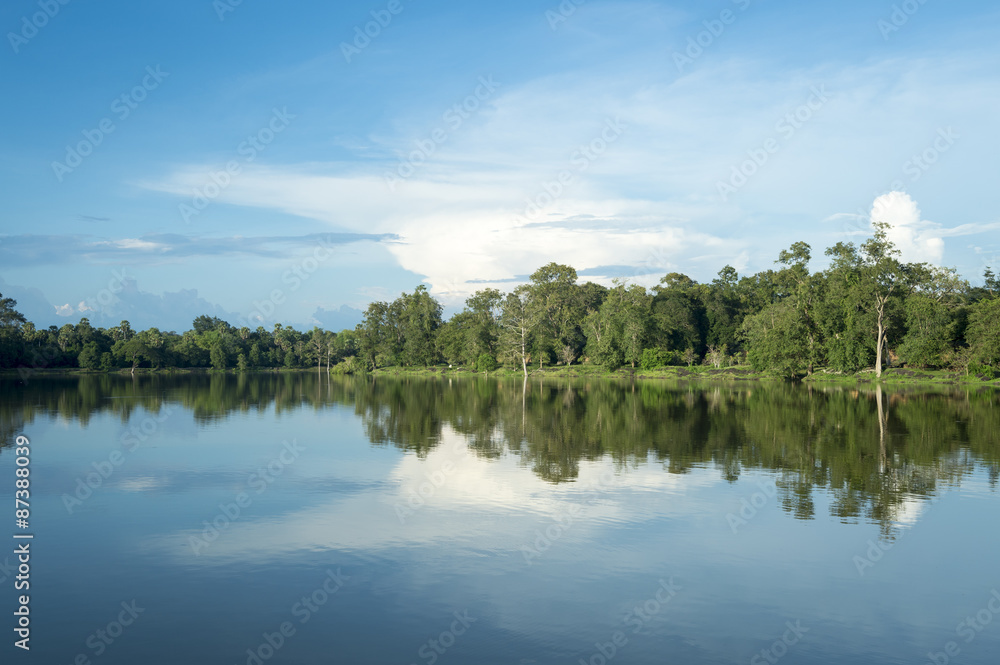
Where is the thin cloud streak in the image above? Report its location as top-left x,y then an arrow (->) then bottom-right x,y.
0,232 -> 399,267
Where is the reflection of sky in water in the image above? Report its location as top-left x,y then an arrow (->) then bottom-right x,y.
5,392 -> 1000,665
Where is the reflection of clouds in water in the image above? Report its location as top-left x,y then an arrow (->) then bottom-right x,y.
890,497 -> 924,528
118,476 -> 166,492
145,426 -> 721,564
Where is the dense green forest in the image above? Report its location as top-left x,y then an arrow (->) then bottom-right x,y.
2,223 -> 999,378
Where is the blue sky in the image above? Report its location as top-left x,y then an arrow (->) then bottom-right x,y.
1,0 -> 999,331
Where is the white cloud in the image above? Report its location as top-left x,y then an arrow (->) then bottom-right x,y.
870,191 -> 944,265
54,303 -> 75,317
118,476 -> 166,492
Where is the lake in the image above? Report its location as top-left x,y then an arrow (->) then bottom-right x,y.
2,373 -> 999,664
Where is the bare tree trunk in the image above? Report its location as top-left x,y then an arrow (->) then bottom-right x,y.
876,388 -> 886,473
876,322 -> 884,378
521,375 -> 527,428
875,298 -> 886,379
521,334 -> 528,378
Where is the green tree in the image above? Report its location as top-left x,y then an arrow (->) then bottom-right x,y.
742,300 -> 812,377
640,348 -> 674,370
436,311 -> 475,366
78,341 -> 102,370
210,340 -> 229,370
308,328 -> 326,372
584,281 -> 651,369
0,293 -> 27,368
193,315 -> 229,334
500,286 -> 533,377
57,323 -> 78,355
358,301 -> 397,369
650,273 -> 704,355
982,267 -> 999,298
702,266 -> 744,351
138,328 -> 165,368
465,288 -> 503,359
110,320 -> 135,343
764,242 -> 824,374
113,337 -> 150,374
249,342 -> 263,368
966,297 -> 1000,372
860,222 -> 905,377
526,263 -> 581,366
819,242 -> 873,373
399,286 -> 443,366
475,352 -> 498,372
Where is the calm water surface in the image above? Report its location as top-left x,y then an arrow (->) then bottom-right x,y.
2,373 -> 999,664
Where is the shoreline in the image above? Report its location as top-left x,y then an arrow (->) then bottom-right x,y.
3,364 -> 997,388
372,364 -> 999,388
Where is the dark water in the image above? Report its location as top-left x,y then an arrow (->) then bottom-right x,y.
2,373 -> 999,665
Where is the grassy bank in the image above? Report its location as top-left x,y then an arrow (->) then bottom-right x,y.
5,364 -> 997,388
369,364 -> 1000,387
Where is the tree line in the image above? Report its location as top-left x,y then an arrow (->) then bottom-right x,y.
358,223 -> 1000,378
0,309 -> 361,377
2,223 -> 999,378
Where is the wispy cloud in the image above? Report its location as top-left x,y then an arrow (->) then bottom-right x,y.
0,232 -> 398,267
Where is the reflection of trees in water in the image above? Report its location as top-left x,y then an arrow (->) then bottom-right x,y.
2,373 -> 998,534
